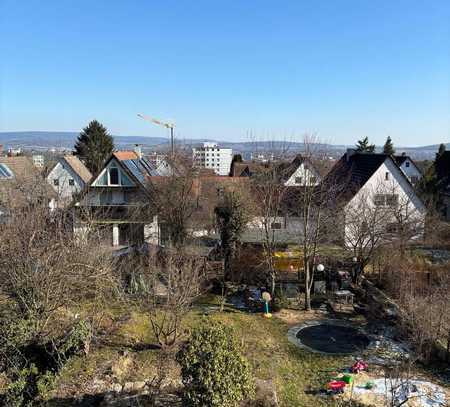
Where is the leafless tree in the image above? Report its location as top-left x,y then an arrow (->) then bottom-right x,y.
126,249 -> 206,349
290,135 -> 337,310
0,178 -> 117,338
144,153 -> 198,248
343,179 -> 425,282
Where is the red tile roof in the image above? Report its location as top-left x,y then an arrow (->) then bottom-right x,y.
113,151 -> 138,161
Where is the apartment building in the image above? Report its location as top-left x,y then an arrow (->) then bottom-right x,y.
193,142 -> 232,176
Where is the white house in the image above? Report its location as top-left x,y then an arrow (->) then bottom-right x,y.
394,154 -> 422,186
193,142 -> 233,176
324,150 -> 426,247
279,154 -> 321,187
75,151 -> 160,247
47,155 -> 92,206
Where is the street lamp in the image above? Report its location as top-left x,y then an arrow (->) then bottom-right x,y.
316,264 -> 325,272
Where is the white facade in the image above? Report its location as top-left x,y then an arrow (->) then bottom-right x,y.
47,159 -> 86,203
284,163 -> 320,186
32,155 -> 45,168
397,158 -> 422,185
193,142 -> 232,176
344,158 -> 426,247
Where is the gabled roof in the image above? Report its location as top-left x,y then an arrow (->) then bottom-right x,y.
0,156 -> 38,181
277,154 -> 320,181
230,161 -> 269,177
323,152 -> 387,190
62,155 -> 92,184
322,151 -> 416,204
393,154 -> 422,174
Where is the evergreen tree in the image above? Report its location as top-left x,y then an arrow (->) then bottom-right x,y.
355,137 -> 375,153
438,143 -> 446,157
382,136 -> 395,155
74,120 -> 114,174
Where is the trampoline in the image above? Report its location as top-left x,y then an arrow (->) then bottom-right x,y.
296,324 -> 370,354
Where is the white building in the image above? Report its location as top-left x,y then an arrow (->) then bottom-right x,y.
280,154 -> 321,187
47,155 -> 92,206
193,142 -> 232,176
32,155 -> 45,168
324,150 -> 426,247
394,154 -> 422,186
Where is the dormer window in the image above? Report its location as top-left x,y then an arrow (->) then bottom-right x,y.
109,167 -> 119,185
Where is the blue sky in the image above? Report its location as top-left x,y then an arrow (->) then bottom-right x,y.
1,0 -> 449,146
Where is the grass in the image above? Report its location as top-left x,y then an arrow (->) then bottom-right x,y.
52,296 -> 353,406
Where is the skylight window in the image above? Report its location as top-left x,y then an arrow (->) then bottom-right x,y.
0,164 -> 13,179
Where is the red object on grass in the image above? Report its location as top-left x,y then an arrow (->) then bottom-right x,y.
352,360 -> 368,373
328,380 -> 346,391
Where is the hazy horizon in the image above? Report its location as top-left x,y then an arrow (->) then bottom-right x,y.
1,1 -> 449,145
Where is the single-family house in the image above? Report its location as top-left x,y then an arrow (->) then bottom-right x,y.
323,150 -> 426,246
277,154 -> 321,186
47,155 -> 92,206
0,156 -> 56,220
75,150 -> 162,247
393,154 -> 422,185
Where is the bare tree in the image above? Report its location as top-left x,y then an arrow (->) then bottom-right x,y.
144,153 -> 198,248
291,135 -> 337,311
0,179 -> 117,338
123,249 -> 206,349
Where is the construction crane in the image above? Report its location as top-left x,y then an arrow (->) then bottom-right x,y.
138,113 -> 175,156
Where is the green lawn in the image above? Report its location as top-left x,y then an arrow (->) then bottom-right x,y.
53,296 -> 354,406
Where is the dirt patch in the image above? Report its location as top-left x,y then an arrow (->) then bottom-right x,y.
273,309 -> 325,326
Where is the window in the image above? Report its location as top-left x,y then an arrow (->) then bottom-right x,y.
386,223 -> 399,234
405,161 -> 410,168
374,194 -> 398,207
385,194 -> 398,207
385,172 -> 390,181
69,179 -> 75,186
53,179 -> 59,186
295,177 -> 302,184
271,222 -> 282,230
109,167 -> 119,185
410,176 -> 418,184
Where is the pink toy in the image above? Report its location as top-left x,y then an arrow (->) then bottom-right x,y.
351,360 -> 368,373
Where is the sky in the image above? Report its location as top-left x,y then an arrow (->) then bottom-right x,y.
0,0 -> 449,146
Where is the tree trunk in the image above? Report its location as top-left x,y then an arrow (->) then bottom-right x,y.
304,263 -> 311,311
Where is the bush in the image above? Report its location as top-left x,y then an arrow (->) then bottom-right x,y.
177,320 -> 255,407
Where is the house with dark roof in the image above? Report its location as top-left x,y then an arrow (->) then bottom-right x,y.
47,155 -> 92,206
277,154 -> 321,186
393,154 -> 422,186
435,151 -> 450,221
323,150 -> 426,245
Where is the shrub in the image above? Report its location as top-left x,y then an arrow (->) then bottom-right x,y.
176,320 -> 255,407
55,319 -> 93,367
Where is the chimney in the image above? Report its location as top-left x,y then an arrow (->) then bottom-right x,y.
0,144 -> 3,156
346,148 -> 356,162
134,144 -> 142,159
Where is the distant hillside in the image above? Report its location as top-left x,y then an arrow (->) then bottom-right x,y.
0,131 -> 448,160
